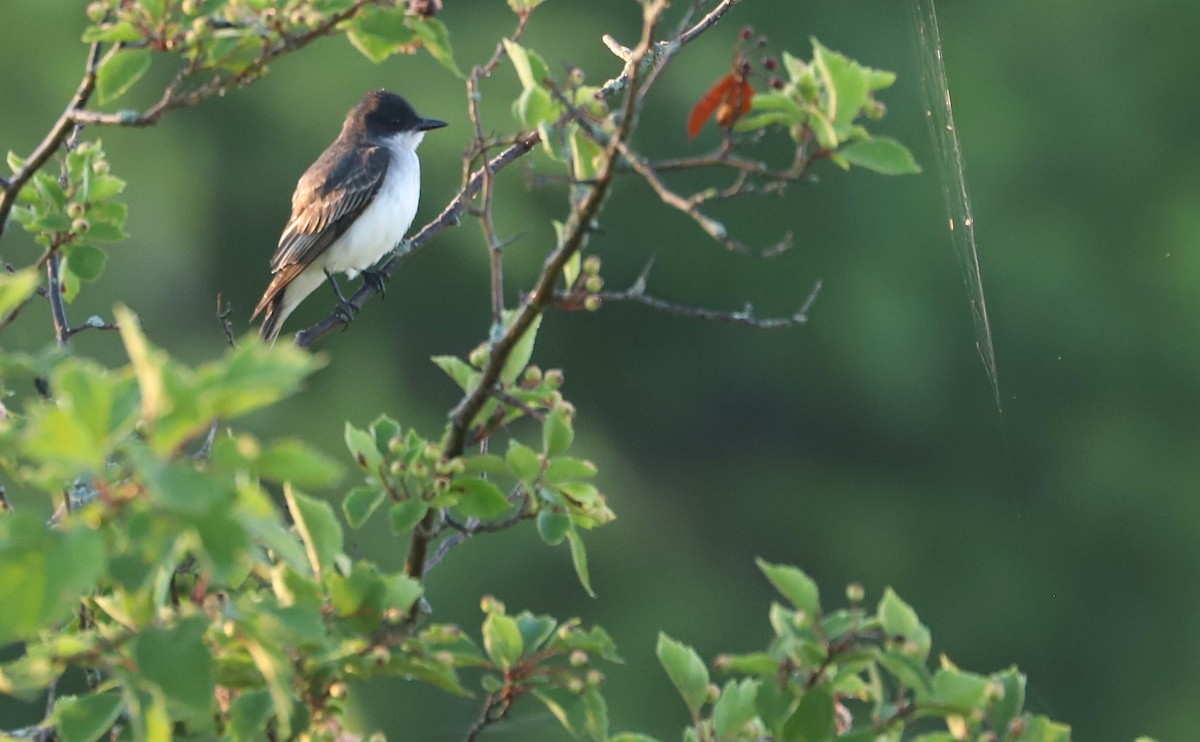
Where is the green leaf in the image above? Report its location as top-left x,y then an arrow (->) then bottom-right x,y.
0,267 -> 40,318
1017,715 -> 1072,742
781,685 -> 834,742
537,509 -> 570,545
563,251 -> 581,287
515,612 -> 557,652
609,736 -> 663,742
534,688 -> 588,738
839,137 -> 921,175
808,108 -> 838,150
502,38 -> 549,90
543,456 -> 596,483
432,354 -> 479,393
756,559 -> 820,623
134,617 -> 215,721
656,633 -> 709,715
501,311 -> 542,385
482,611 -> 523,670
285,485 -> 343,580
990,668 -> 1026,733
66,245 -> 107,282
453,478 -> 510,519
228,690 -> 274,741
811,39 -> 868,134
54,691 -> 125,742
0,515 -> 106,644
565,526 -> 594,597
506,440 -> 542,483
81,221 -> 127,242
345,421 -> 383,474
343,486 -> 386,528
878,587 -> 931,661
875,648 -> 933,698
97,49 -> 151,104
583,686 -> 608,742
389,498 -> 429,535
88,173 -> 126,202
461,453 -> 508,476
82,21 -> 142,43
542,405 -> 574,457
713,678 -> 761,740
410,16 -> 462,77
257,439 -> 343,489
507,0 -> 547,11
346,6 -> 415,64
932,667 -> 992,710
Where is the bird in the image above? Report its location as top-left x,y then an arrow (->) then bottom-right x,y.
253,90 -> 446,342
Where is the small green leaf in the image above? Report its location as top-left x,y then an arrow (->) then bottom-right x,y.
583,686 -> 608,742
808,108 -> 838,150
54,691 -> 125,742
656,633 -> 709,715
542,405 -> 573,456
756,559 -> 820,623
82,21 -> 142,43
537,509 -> 570,545
482,611 -> 523,670
811,39 -> 868,134
0,267 -> 40,318
346,6 -> 415,63
501,311 -> 542,385
410,16 -> 462,77
389,499 -> 428,535
257,439 -> 343,489
284,485 -> 343,579
343,486 -> 387,528
502,38 -> 549,90
534,688 -> 588,738
839,137 -> 921,175
990,668 -> 1026,733
66,245 -> 107,282
134,617 -> 215,721
228,691 -> 274,741
515,612 -> 557,653
878,587 -> 931,661
781,685 -> 834,742
345,421 -> 383,474
88,173 -> 126,202
432,354 -> 479,393
543,456 -> 596,483
97,49 -> 151,103
506,440 -> 542,483
713,678 -> 761,740
609,736 -> 663,742
453,478 -> 510,519
461,453 -> 508,476
932,667 -> 992,710
565,526 -> 594,597
507,0 -> 547,11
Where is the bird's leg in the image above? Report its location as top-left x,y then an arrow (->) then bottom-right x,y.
324,269 -> 356,325
361,269 -> 387,298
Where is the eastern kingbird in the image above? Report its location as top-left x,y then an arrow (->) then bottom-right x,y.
253,89 -> 446,341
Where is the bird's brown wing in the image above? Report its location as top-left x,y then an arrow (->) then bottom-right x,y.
252,143 -> 389,318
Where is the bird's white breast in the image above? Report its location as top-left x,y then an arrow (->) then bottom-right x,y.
323,131 -> 423,278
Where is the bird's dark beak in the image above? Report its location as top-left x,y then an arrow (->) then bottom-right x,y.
418,118 -> 448,131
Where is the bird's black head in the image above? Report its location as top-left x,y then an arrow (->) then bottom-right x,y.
352,90 -> 447,139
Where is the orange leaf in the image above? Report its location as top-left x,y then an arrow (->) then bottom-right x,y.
688,73 -> 737,140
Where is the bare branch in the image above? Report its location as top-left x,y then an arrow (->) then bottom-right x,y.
66,315 -> 119,338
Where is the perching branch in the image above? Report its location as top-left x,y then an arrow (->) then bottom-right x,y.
46,252 -> 70,347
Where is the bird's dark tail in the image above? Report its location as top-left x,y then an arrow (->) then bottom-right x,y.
255,292 -> 287,344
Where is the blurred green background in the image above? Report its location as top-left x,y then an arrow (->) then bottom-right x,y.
3,1 -> 1199,739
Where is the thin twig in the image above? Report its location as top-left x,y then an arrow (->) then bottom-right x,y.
46,252 -> 70,347
0,43 -> 102,240
66,315 -> 119,337
216,294 -> 237,348
464,691 -> 512,742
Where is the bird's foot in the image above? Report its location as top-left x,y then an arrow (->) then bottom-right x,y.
362,269 -> 388,298
325,269 -> 357,327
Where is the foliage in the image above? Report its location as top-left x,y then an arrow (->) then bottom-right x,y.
0,0 -> 1089,740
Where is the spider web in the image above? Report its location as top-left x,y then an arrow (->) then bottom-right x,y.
908,0 -> 1001,411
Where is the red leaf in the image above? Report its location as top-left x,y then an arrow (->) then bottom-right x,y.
688,74 -> 737,140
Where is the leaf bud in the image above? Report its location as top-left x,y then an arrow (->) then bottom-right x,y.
544,369 -> 564,389
567,676 -> 585,694
707,683 -> 721,703
92,159 -> 111,175
845,582 -> 865,604
469,344 -> 490,368
586,669 -> 604,687
523,365 -> 543,384
86,2 -> 106,22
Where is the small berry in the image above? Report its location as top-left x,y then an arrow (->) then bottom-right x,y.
770,77 -> 784,90
67,202 -> 85,219
586,669 -> 604,687
739,25 -> 753,41
92,159 -> 111,175
71,217 -> 90,233
582,255 -> 601,276
524,365 -> 543,384
584,275 -> 603,293
544,369 -> 564,389
86,2 -> 106,22
583,295 -> 601,312
706,683 -> 720,703
845,582 -> 865,604
762,56 -> 778,71
569,650 -> 588,667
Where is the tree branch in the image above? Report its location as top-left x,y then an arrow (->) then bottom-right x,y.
0,43 -> 102,240
403,2 -> 670,591
46,252 -> 70,347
